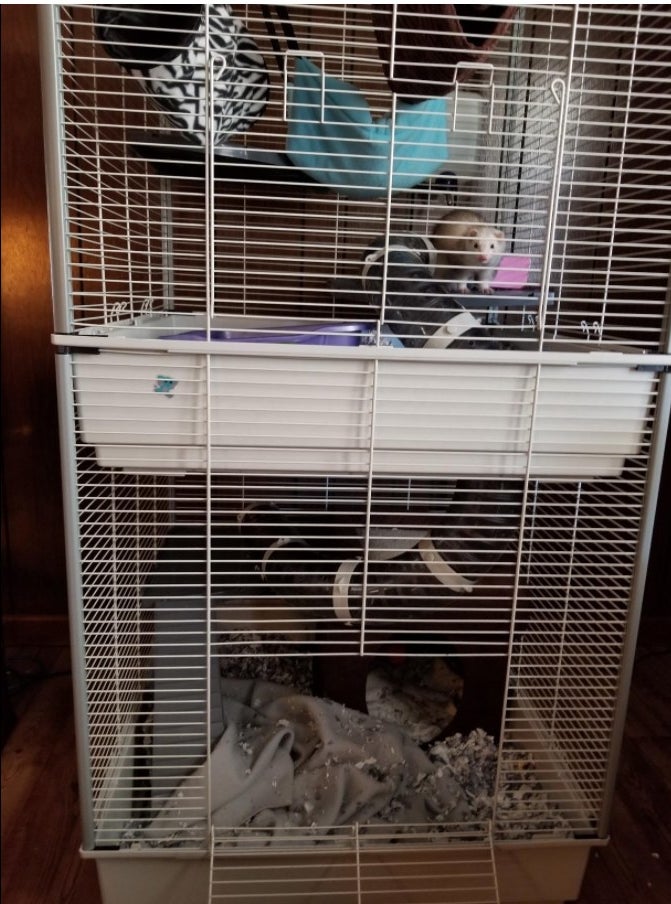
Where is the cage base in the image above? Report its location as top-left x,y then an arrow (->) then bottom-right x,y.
87,839 -> 596,904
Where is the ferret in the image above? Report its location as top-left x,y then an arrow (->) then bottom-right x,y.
432,208 -> 505,294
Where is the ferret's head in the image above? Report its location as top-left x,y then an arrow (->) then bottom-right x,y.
462,227 -> 505,264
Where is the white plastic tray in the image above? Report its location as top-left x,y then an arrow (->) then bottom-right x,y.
69,315 -> 654,478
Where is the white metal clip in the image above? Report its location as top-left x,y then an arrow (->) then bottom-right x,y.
452,61 -> 496,134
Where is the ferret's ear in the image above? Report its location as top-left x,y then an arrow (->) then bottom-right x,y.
467,228 -> 479,237
495,229 -> 504,239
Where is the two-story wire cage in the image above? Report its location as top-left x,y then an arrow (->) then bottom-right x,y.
41,4 -> 670,903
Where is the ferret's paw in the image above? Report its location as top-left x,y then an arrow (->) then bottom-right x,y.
480,285 -> 494,295
457,283 -> 469,293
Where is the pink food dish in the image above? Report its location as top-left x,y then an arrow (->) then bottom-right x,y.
490,254 -> 531,290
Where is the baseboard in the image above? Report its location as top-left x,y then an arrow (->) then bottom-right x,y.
2,615 -> 70,647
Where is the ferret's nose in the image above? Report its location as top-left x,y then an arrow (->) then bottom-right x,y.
479,255 -> 489,263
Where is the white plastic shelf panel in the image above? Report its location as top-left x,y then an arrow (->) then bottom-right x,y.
69,318 -> 655,478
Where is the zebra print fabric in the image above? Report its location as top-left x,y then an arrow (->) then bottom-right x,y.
97,5 -> 269,147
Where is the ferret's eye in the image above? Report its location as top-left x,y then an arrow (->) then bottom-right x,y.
490,243 -> 495,250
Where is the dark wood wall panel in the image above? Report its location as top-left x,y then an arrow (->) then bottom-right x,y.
1,5 -> 67,625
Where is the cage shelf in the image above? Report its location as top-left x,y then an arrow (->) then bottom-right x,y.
131,132 -> 328,189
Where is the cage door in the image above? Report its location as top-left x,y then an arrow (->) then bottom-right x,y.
210,822 -> 500,903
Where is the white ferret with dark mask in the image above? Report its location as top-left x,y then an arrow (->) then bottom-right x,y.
432,208 -> 505,294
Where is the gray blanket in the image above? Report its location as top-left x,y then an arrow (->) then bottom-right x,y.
148,678 -> 472,846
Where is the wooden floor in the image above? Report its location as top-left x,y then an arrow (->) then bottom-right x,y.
2,620 -> 670,904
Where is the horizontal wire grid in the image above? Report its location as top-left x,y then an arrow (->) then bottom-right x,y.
51,0 -> 669,876
55,4 -> 670,348
498,464 -> 652,838
68,371 -> 656,847
75,440 -> 174,845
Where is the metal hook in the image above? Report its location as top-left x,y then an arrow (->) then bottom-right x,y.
550,77 -> 566,107
210,53 -> 227,82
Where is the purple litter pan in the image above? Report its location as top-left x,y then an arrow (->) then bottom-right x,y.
162,322 -> 369,346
